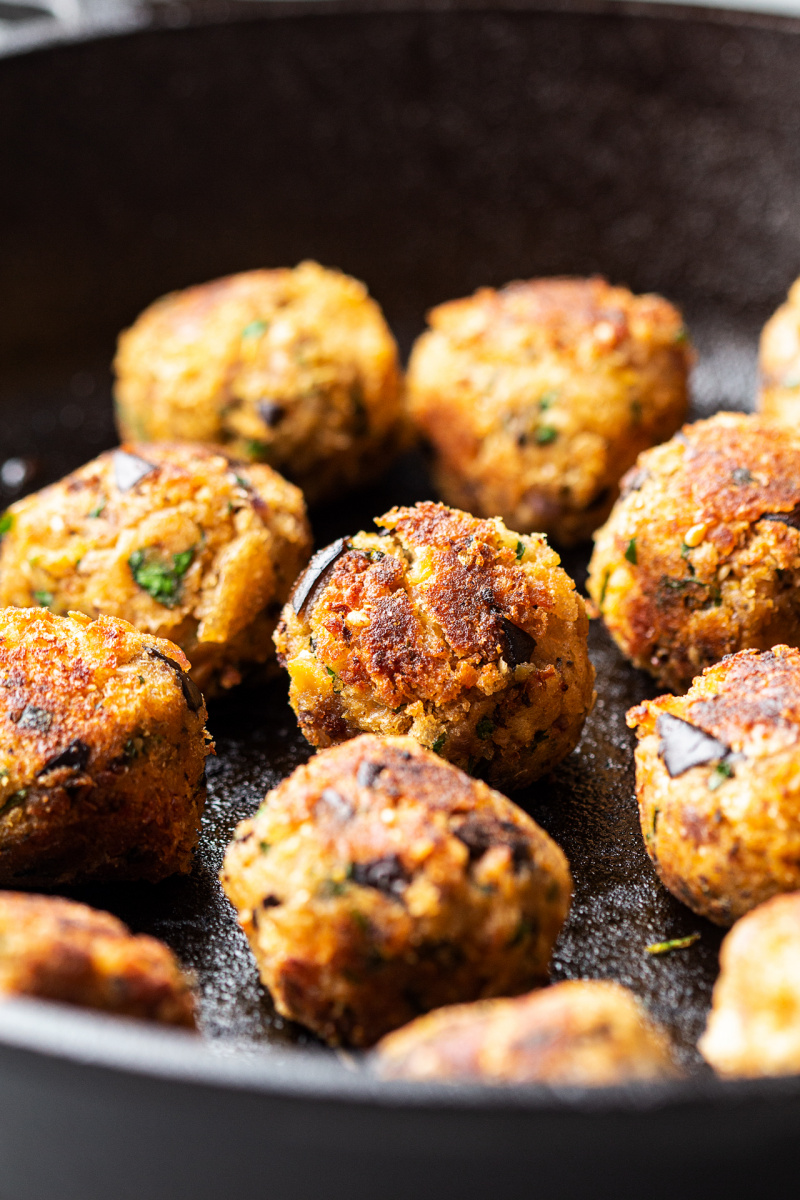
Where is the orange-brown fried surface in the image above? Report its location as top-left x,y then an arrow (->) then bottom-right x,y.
758,277 -> 800,425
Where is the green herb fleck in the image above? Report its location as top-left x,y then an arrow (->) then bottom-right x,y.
510,918 -> 533,946
88,501 -> 106,519
534,425 -> 558,445
320,877 -> 350,898
242,319 -> 268,339
33,591 -> 53,608
0,788 -> 28,817
674,328 -> 688,344
325,665 -> 343,694
646,932 -> 700,956
128,547 -> 194,608
431,733 -> 447,754
515,540 -> 525,562
538,390 -> 559,410
0,512 -> 13,535
245,439 -> 270,461
476,716 -> 495,740
259,840 -> 271,854
138,675 -> 145,685
624,537 -> 637,565
680,543 -> 696,575
599,568 -> 611,608
708,760 -> 734,791
350,910 -> 370,934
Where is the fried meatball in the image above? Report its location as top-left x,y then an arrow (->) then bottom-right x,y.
0,442 -> 311,694
758,277 -> 800,424
220,735 -> 571,1047
406,276 -> 691,545
113,261 -> 404,503
274,502 -> 595,791
0,607 -> 212,887
699,892 -> 800,1077
627,646 -> 800,925
588,413 -> 800,693
0,892 -> 195,1027
374,979 -> 679,1084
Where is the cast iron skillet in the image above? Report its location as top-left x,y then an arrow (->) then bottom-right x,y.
1,1 -> 800,1195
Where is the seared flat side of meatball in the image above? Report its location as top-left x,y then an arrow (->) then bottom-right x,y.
221,735 -> 571,1047
0,608 -> 212,887
114,262 -> 404,503
758,278 -> 800,425
627,646 -> 800,925
0,892 -> 195,1027
0,442 -> 311,695
406,277 -> 690,545
275,502 -> 595,791
588,413 -> 800,693
699,892 -> 800,1077
374,979 -> 679,1085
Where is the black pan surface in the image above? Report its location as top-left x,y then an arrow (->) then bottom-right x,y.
1,2 -> 800,1196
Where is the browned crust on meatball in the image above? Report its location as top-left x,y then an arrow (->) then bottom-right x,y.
627,646 -> 800,924
407,276 -> 691,544
588,413 -> 800,693
374,979 -> 679,1084
0,608 -> 212,887
0,891 -> 195,1026
221,735 -> 571,1047
274,502 -> 595,789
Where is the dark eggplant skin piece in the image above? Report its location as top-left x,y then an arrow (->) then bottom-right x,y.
290,537 -> 350,616
113,449 -> 156,492
500,617 -> 537,668
148,648 -> 204,713
36,739 -> 91,777
656,712 -> 731,777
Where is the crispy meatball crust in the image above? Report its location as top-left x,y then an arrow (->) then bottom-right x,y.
406,277 -> 691,545
0,892 -> 195,1026
374,979 -> 679,1085
0,442 -> 311,695
220,735 -> 571,1048
113,262 -> 404,503
627,646 -> 800,925
588,413 -> 800,693
699,893 -> 800,1077
274,502 -> 595,790
0,608 -> 212,887
758,278 -> 800,424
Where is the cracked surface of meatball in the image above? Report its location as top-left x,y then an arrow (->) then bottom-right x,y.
221,735 -> 571,1047
0,607 -> 212,887
0,891 -> 195,1027
0,442 -> 311,695
700,892 -> 800,1077
758,277 -> 800,425
374,979 -> 679,1085
588,413 -> 800,693
114,261 -> 404,503
274,502 -> 595,791
406,276 -> 691,545
628,646 -> 800,925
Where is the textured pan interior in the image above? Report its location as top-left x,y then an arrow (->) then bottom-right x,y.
0,0 -> 798,1081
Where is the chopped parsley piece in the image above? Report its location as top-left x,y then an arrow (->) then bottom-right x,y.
88,501 -> 106,519
646,932 -> 700,956
259,840 -> 271,854
624,538 -> 637,565
0,512 -> 13,535
476,716 -> 495,740
0,788 -> 28,817
33,590 -> 53,608
431,733 -> 447,754
708,760 -> 734,791
515,540 -> 525,561
534,425 -> 558,445
674,328 -> 688,344
242,319 -> 268,339
325,665 -> 343,694
128,547 -> 194,608
245,439 -> 270,460
599,568 -> 611,608
538,391 -> 558,410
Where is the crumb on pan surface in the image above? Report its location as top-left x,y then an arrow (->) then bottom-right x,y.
374,978 -> 679,1084
0,607 -> 212,887
113,261 -> 405,504
627,645 -> 800,925
0,891 -> 196,1027
588,412 -> 800,693
0,442 -> 311,695
406,276 -> 691,545
220,734 -> 571,1048
758,276 -> 800,425
274,501 -> 595,791
699,891 -> 800,1078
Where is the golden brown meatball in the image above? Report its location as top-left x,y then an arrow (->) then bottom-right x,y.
274,502 -> 595,791
588,413 -> 800,693
374,979 -> 679,1084
406,276 -> 691,545
0,442 -> 311,695
0,607 -> 212,887
699,892 -> 800,1077
220,735 -> 571,1047
758,278 -> 800,424
113,262 -> 404,503
627,646 -> 800,925
0,891 -> 195,1027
